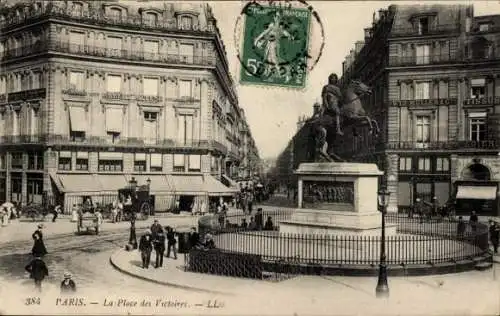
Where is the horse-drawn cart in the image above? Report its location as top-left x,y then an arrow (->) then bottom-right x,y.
118,177 -> 153,221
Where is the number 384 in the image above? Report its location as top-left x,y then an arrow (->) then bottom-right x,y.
25,297 -> 41,305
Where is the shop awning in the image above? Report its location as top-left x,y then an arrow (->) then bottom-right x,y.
205,175 -> 239,196
50,173 -> 103,194
98,175 -> 128,192
456,185 -> 497,200
128,175 -> 173,194
168,175 -> 206,195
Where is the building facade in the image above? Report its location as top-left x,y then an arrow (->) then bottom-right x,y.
274,4 -> 500,216
0,0 -> 259,212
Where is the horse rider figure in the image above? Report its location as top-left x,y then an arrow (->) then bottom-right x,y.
321,73 -> 344,136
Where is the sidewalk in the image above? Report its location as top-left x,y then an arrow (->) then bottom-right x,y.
110,249 -> 500,315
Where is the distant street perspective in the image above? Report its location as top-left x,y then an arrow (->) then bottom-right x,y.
0,1 -> 500,316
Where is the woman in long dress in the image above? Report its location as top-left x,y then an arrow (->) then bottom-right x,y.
32,224 -> 48,257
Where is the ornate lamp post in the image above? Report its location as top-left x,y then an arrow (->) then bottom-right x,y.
376,186 -> 391,298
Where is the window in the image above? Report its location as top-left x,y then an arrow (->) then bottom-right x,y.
107,36 -> 122,57
11,152 -> 23,169
150,153 -> 162,172
173,154 -> 185,172
479,23 -> 489,32
143,112 -> 158,144
58,151 -> 72,170
416,116 -> 431,143
32,72 -> 42,89
436,157 -> 449,172
69,31 -> 85,53
179,80 -> 192,97
470,78 -> 486,99
469,112 -> 487,141
72,2 -> 83,16
177,114 -> 193,145
76,158 -> 88,171
70,131 -> 85,142
399,157 -> 412,171
416,45 -> 430,64
98,153 -> 123,171
143,40 -> 159,60
28,152 -> 43,170
11,173 -> 22,202
144,12 -> 158,26
106,75 -> 121,93
109,7 -> 122,21
143,78 -> 158,96
179,44 -> 194,63
180,16 -> 193,29
415,82 -> 430,100
418,157 -> 431,172
134,153 -> 146,172
418,17 -> 429,35
12,109 -> 20,136
106,131 -> 120,143
69,71 -> 84,91
188,155 -> 201,171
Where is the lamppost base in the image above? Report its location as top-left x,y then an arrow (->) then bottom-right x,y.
375,264 -> 389,298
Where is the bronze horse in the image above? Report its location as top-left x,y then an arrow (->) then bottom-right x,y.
308,79 -> 379,162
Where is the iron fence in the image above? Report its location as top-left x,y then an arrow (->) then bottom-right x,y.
188,210 -> 491,278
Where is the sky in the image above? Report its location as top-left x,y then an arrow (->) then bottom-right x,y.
210,0 -> 500,159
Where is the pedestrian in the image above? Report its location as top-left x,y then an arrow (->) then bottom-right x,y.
255,208 -> 264,230
264,216 -> 274,231
52,204 -> 61,222
248,217 -> 257,230
154,230 -> 166,268
129,218 -> 138,249
150,219 -> 163,240
166,226 -> 177,260
32,224 -> 48,258
60,272 -> 77,294
457,216 -> 466,238
489,221 -> 499,254
138,229 -> 153,269
25,256 -> 48,292
247,191 -> 254,215
470,211 -> 479,232
188,227 -> 200,250
240,218 -> 248,229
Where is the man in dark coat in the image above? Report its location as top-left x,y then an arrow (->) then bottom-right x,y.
25,256 -> 48,292
457,216 -> 466,238
153,230 -> 166,268
138,229 -> 153,269
470,211 -> 479,232
150,219 -> 163,240
489,221 -> 500,254
188,227 -> 200,250
166,226 -> 177,259
32,224 -> 48,257
60,272 -> 77,294
255,208 -> 264,230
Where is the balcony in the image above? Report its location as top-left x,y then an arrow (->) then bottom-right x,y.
7,88 -> 46,102
389,53 -> 458,67
0,6 -> 215,35
389,98 -> 457,107
1,41 -> 215,66
390,24 -> 460,37
384,140 -> 499,151
62,89 -> 88,97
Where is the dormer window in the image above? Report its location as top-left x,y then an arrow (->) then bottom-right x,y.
143,12 -> 158,27
180,16 -> 193,30
72,2 -> 84,16
479,23 -> 490,32
109,8 -> 122,21
418,17 -> 429,35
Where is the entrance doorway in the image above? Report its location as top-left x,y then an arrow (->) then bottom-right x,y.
179,195 -> 194,212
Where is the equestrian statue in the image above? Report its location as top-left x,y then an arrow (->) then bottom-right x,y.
307,73 -> 379,162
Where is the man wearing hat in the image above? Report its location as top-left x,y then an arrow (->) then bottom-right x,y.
139,229 -> 153,269
60,272 -> 76,294
25,256 -> 48,292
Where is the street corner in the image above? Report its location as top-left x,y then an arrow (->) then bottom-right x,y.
108,249 -> 232,296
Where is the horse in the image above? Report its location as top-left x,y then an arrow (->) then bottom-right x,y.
308,79 -> 379,162
341,79 -> 380,136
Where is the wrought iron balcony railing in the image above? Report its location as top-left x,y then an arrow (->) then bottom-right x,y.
389,53 -> 459,66
1,41 -> 215,66
0,6 -> 215,34
384,140 -> 499,150
390,23 -> 461,37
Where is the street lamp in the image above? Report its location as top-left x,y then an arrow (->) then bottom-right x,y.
376,186 -> 391,298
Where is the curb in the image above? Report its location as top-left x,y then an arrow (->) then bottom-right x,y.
109,250 -> 232,296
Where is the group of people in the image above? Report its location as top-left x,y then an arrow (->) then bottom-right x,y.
138,220 -> 179,269
219,208 -> 275,231
24,224 -> 77,293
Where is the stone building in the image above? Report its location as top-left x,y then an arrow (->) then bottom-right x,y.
0,1 -> 259,213
274,4 -> 500,216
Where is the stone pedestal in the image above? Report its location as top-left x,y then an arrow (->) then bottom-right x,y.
280,162 -> 397,236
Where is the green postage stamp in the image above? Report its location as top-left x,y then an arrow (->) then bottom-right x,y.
239,4 -> 312,89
